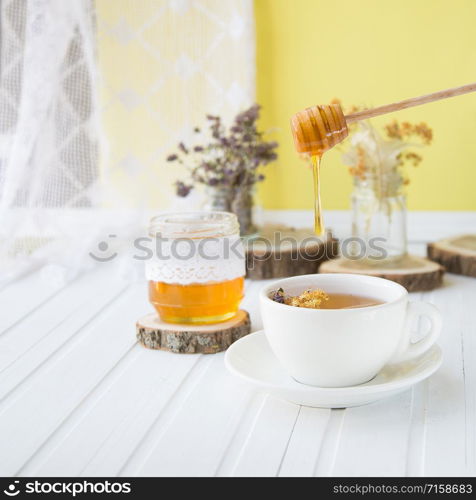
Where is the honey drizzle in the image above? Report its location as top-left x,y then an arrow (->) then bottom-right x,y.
311,154 -> 324,236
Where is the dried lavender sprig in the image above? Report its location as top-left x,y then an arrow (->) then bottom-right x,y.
169,104 -> 278,197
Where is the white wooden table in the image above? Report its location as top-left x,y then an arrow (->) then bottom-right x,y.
1,212 -> 475,477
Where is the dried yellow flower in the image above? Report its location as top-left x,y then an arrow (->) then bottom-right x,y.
401,122 -> 413,135
384,120 -> 433,144
405,152 -> 422,166
337,103 -> 433,193
284,289 -> 329,309
414,122 -> 433,144
384,120 -> 401,140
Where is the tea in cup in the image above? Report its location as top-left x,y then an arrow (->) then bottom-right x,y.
260,274 -> 442,387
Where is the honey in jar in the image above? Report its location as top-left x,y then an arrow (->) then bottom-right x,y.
146,212 -> 245,325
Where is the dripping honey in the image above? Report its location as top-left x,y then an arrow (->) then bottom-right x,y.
149,276 -> 244,325
311,154 -> 324,236
290,103 -> 349,236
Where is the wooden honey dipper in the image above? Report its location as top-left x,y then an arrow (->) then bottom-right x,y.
291,82 -> 476,155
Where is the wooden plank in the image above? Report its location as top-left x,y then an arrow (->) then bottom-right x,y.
405,380 -> 429,476
240,279 -> 268,331
80,354 -> 209,477
214,392 -> 267,477
19,346 -> 200,476
0,282 -> 148,476
76,282 -> 264,477
278,406 -> 331,477
422,275 -> 476,476
332,392 -> 413,476
460,282 -> 476,476
225,396 -> 301,477
19,279 -> 265,477
0,268 -> 68,334
314,409 -> 346,477
120,354 -> 260,477
0,267 -> 128,392
327,292 -> 421,477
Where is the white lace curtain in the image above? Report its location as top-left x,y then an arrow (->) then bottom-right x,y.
0,0 -> 255,285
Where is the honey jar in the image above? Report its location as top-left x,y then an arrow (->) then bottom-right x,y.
146,212 -> 245,325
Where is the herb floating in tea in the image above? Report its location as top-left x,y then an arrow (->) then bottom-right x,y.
287,289 -> 330,308
270,288 -> 383,310
270,287 -> 286,304
270,288 -> 329,309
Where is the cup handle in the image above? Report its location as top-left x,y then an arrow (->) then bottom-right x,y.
390,301 -> 442,364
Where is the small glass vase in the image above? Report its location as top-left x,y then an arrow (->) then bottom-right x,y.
203,185 -> 257,237
350,173 -> 407,264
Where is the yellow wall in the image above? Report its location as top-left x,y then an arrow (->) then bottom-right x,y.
255,0 -> 476,210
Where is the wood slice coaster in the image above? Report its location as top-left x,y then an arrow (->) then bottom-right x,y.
245,224 -> 339,280
319,255 -> 444,292
427,234 -> 476,278
136,309 -> 251,354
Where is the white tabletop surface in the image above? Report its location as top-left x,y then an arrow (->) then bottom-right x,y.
1,211 -> 475,477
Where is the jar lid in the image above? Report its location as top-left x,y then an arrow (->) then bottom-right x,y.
149,211 -> 240,239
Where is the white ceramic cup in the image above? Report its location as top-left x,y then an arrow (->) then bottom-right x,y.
260,273 -> 442,388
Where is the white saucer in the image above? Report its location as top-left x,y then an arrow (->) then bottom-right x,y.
225,330 -> 442,408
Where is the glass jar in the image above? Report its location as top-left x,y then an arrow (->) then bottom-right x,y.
146,211 -> 245,325
203,185 -> 233,213
350,173 -> 407,263
203,185 -> 257,237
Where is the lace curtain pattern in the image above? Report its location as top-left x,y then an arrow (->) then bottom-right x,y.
0,0 -> 99,284
0,0 -> 256,284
